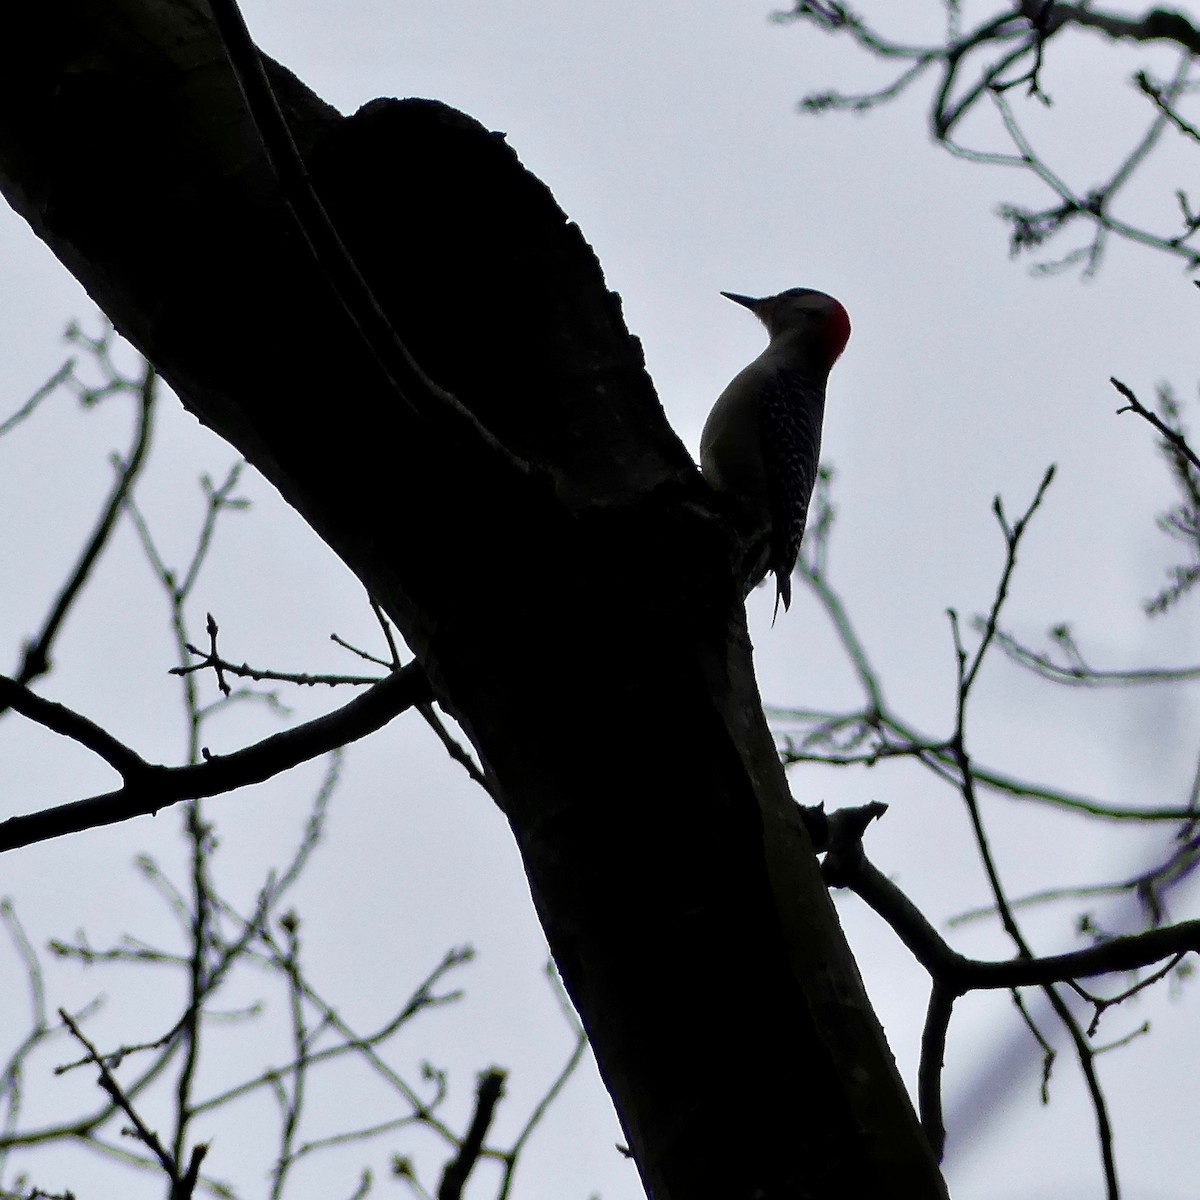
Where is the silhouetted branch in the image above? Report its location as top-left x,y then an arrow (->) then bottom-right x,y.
919,984 -> 953,1158
0,664 -> 432,852
782,456 -> 1200,1195
990,622 -> 1200,685
437,1069 -> 506,1200
782,463 -> 1200,843
821,802 -> 1198,1170
4,337 -> 156,696
59,1008 -> 205,1195
0,359 -> 74,438
777,3 -> 1200,271
173,639 -> 384,689
1113,376 -> 1200,473
1043,2 -> 1200,54
1136,68 -> 1200,143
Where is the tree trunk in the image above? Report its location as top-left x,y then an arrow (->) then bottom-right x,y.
0,3 -> 946,1195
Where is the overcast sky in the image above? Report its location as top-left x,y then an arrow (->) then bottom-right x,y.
3,3 -> 1200,1198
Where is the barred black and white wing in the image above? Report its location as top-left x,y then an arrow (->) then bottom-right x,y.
759,367 -> 825,618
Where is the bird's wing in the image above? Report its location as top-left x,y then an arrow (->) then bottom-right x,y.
759,368 -> 825,614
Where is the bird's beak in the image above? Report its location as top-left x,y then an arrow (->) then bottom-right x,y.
721,291 -> 761,311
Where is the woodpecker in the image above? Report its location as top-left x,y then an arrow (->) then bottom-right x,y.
700,287 -> 851,618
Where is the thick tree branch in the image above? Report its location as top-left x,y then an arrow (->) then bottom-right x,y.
0,4 -> 947,1194
205,0 -> 531,482
1037,2 -> 1200,54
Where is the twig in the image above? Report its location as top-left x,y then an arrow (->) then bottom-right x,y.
9,358 -> 156,693
1135,69 -> 1200,144
782,0 -> 1200,270
57,1009 -> 178,1182
1011,988 -> 1056,1104
1112,376 -> 1200,474
173,646 -> 383,689
0,359 -> 74,438
495,963 -> 589,1200
989,623 -> 1200,686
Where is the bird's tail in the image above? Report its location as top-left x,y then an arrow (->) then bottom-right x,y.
771,570 -> 792,626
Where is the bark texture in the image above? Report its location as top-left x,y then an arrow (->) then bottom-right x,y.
0,3 -> 946,1195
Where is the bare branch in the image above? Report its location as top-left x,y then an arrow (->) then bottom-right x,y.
961,466 -> 1056,708
779,2 -> 1200,271
436,1069 -> 506,1200
7,356 -> 156,694
0,358 -> 74,439
826,808 -> 1200,1173
57,1009 -> 181,1184
173,644 -> 384,689
0,664 -> 433,853
989,622 -> 1200,686
1136,69 -> 1200,143
919,984 -> 954,1159
1113,376 -> 1200,474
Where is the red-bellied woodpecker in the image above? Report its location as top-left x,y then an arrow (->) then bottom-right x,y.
700,287 -> 851,618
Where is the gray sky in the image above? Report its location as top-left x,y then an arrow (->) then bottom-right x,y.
3,3 -> 1200,1197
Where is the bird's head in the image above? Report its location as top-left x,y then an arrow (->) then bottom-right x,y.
722,287 -> 851,372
